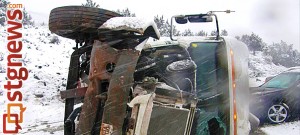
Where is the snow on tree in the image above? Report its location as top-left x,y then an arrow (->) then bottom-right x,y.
210,29 -> 228,36
170,21 -> 181,36
0,0 -> 34,26
116,8 -> 136,17
221,29 -> 228,36
154,15 -> 168,36
0,0 -> 9,26
23,8 -> 34,26
154,15 -> 164,32
210,30 -> 217,36
82,0 -> 99,8
195,30 -> 207,36
264,41 -> 300,67
181,29 -> 194,36
240,33 -> 265,55
154,15 -> 180,37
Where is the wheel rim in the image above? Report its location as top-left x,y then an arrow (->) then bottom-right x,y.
267,104 -> 288,123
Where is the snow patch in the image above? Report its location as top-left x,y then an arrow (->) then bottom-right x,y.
248,51 -> 287,87
100,17 -> 154,31
167,59 -> 196,71
0,25 -> 73,134
261,121 -> 300,135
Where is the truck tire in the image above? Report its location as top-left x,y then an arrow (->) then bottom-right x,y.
49,6 -> 120,40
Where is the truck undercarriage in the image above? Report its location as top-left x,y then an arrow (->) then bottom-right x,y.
50,6 -> 252,135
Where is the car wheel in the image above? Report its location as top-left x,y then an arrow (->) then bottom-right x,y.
267,104 -> 289,123
49,6 -> 120,40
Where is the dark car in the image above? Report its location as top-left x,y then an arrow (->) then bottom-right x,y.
250,67 -> 300,124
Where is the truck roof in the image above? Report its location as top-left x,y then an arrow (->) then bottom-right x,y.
143,36 -> 224,49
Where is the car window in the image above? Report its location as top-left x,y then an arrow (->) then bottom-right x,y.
263,73 -> 300,89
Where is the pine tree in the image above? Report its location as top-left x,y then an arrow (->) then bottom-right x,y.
182,29 -> 194,36
264,41 -> 300,67
154,15 -> 180,37
166,20 -> 181,36
154,15 -> 166,35
221,29 -> 228,36
116,8 -> 136,17
82,0 -> 99,8
195,30 -> 207,36
0,0 -> 33,26
22,8 -> 34,26
0,0 -> 10,26
240,33 -> 265,55
210,30 -> 217,36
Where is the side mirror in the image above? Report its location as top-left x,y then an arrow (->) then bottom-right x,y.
170,13 -> 220,41
175,17 -> 188,24
188,15 -> 213,23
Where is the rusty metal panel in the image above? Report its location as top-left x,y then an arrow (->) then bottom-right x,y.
60,87 -> 87,99
100,123 -> 113,135
64,45 -> 93,135
76,41 -> 119,135
101,49 -> 140,135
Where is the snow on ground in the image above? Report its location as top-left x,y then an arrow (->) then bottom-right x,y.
261,121 -> 300,135
248,51 -> 287,87
0,25 -> 73,134
247,52 -> 300,135
0,25 -> 298,134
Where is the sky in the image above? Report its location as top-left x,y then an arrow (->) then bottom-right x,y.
10,0 -> 300,51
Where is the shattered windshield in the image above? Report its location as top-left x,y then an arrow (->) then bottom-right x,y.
263,73 -> 300,89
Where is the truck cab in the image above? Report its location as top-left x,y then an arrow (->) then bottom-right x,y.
135,35 -> 250,135
52,7 -> 252,135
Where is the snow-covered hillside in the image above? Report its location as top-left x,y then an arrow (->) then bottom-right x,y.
0,26 -> 297,134
0,25 -> 73,134
248,51 -> 287,87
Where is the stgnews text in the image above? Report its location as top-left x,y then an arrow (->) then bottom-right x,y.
2,4 -> 28,134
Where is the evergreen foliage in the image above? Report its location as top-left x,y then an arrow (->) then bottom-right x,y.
82,0 -> 99,8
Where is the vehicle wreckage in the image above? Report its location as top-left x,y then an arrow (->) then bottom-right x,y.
49,6 -> 257,135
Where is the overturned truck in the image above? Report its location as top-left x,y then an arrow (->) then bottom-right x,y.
50,6 -> 252,135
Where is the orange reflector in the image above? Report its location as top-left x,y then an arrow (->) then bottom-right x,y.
231,49 -> 237,135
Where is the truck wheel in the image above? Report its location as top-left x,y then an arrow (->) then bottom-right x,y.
49,6 -> 120,40
166,59 -> 196,72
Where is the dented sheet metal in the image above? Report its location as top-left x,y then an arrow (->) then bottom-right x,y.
60,87 -> 88,99
77,40 -> 120,135
75,17 -> 160,134
100,49 -> 140,135
98,17 -> 160,39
